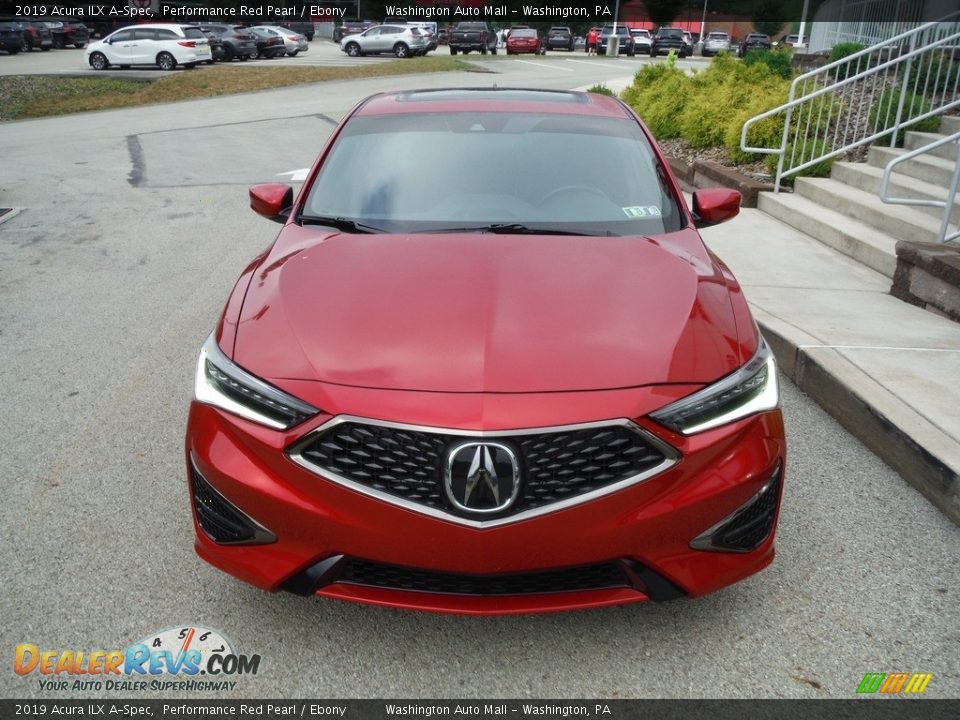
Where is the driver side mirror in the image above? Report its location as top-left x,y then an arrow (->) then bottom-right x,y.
691,188 -> 741,228
249,184 -> 294,223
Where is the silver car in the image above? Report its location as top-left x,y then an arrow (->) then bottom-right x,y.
340,24 -> 426,58
257,25 -> 308,56
702,31 -> 731,56
630,28 -> 652,52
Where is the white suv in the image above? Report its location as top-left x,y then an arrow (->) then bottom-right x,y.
85,24 -> 210,71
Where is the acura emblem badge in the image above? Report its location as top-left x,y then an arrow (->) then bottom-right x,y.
444,441 -> 521,515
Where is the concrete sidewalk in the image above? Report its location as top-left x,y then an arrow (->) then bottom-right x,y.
699,205 -> 960,525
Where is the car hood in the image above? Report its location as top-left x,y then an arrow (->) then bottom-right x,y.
233,230 -> 743,392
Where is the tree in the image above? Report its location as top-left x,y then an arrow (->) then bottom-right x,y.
643,0 -> 685,28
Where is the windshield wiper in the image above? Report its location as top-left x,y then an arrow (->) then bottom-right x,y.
298,215 -> 385,233
426,223 -> 609,236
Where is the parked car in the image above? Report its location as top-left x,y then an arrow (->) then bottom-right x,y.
402,21 -> 437,52
43,20 -> 89,49
682,30 -> 694,54
340,24 -> 426,58
650,27 -> 687,57
333,20 -> 377,43
197,29 -> 223,63
701,31 -> 731,56
545,26 -> 574,51
187,87 -> 784,615
630,28 -> 652,53
254,25 -> 307,56
0,21 -> 23,54
85,24 -> 210,70
506,27 -> 544,55
198,24 -> 257,61
738,32 -> 772,57
17,21 -> 53,52
597,24 -> 636,56
775,33 -> 805,49
250,26 -> 286,58
281,20 -> 314,41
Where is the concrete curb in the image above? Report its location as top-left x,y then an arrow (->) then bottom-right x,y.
756,311 -> 960,527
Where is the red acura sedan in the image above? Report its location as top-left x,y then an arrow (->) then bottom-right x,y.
186,88 -> 785,614
506,28 -> 544,54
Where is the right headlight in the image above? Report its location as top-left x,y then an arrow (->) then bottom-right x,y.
194,333 -> 319,431
649,337 -> 779,435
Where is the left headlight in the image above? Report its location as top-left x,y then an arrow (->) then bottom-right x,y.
194,333 -> 319,430
649,337 -> 779,435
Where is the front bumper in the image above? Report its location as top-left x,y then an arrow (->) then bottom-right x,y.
186,392 -> 785,615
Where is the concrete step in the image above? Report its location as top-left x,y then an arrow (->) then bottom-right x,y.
940,115 -> 960,134
904,130 -> 959,161
830,161 -> 960,225
868,145 -> 957,187
758,191 -> 898,277
795,177 -> 945,245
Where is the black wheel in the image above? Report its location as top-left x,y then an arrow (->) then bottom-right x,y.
53,36 -> 64,49
21,38 -> 29,52
394,42 -> 409,58
288,50 -> 298,57
345,42 -> 360,57
157,51 -> 176,71
628,47 -> 635,56
120,64 -> 130,69
89,51 -> 108,70
222,45 -> 235,61
240,54 -> 251,61
206,59 -> 215,65
8,47 -> 19,55
491,47 -> 497,55
649,48 -> 656,57
480,45 -> 488,55
450,46 -> 457,55
74,43 -> 85,49
40,46 -> 50,51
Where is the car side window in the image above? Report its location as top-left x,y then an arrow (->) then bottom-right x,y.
134,29 -> 157,41
156,29 -> 178,39
364,27 -> 380,36
382,26 -> 400,35
111,29 -> 134,42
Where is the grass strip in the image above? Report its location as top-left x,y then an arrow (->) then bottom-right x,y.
1,57 -> 474,120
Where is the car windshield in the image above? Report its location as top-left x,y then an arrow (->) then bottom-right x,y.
708,32 -> 728,39
303,111 -> 682,236
512,29 -> 536,38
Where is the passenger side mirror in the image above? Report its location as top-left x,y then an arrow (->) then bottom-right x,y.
692,188 -> 741,228
249,184 -> 293,223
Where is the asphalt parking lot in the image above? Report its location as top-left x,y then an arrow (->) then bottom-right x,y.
0,60 -> 958,700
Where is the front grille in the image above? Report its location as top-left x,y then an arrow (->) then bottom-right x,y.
190,463 -> 273,545
338,559 -> 630,595
292,419 -> 672,520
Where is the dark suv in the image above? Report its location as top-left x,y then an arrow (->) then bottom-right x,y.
0,21 -> 23,54
45,20 -> 89,49
449,21 -> 497,55
650,27 -> 687,57
17,20 -> 53,51
282,20 -> 314,41
597,25 -> 635,56
546,26 -> 574,51
198,24 -> 257,61
738,32 -> 772,57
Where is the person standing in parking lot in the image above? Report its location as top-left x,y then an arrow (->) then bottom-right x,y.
586,27 -> 598,54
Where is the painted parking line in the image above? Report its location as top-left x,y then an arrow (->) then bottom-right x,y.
512,59 -> 575,72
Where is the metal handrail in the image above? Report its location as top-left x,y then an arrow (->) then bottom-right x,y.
740,11 -> 960,192
879,129 -> 960,244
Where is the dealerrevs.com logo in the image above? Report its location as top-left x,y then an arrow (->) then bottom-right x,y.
14,626 -> 261,692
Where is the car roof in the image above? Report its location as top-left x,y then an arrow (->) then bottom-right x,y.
356,88 -> 632,119
112,23 -> 194,30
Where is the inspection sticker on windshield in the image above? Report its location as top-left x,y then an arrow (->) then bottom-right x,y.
623,206 -> 661,218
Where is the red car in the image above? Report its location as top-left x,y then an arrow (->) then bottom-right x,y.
506,27 -> 544,54
186,88 -> 786,615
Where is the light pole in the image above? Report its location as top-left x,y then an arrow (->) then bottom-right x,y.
699,0 -> 708,51
608,0 -> 621,56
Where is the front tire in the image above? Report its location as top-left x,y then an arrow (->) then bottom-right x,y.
157,51 -> 176,71
288,50 -> 298,57
345,42 -> 360,57
89,51 -> 108,70
222,45 -> 235,61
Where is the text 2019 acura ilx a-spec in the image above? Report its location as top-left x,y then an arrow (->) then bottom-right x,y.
185,88 -> 786,615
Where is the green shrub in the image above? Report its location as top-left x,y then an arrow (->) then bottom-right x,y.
828,42 -> 866,80
906,52 -> 960,97
766,139 -> 834,178
622,64 -> 691,139
743,48 -> 794,79
870,89 -> 941,145
587,83 -> 615,96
